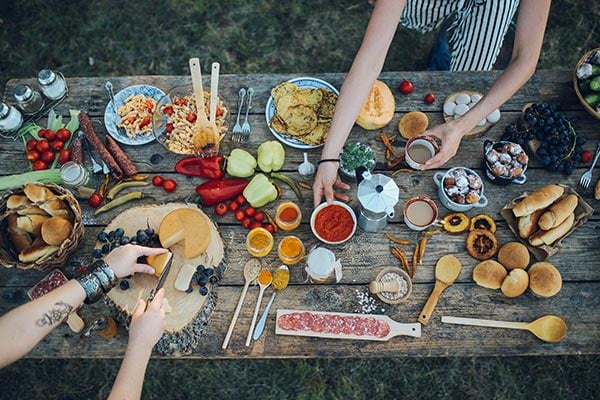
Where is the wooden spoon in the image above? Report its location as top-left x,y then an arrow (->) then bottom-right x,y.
222,259 -> 262,349
246,268 -> 273,346
209,62 -> 220,122
418,255 -> 462,325
441,315 -> 568,343
188,57 -> 219,155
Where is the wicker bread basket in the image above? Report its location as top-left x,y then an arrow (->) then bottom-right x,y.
573,47 -> 600,120
0,183 -> 84,271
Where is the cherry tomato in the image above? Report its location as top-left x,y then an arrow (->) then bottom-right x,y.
253,211 -> 265,223
58,149 -> 71,164
399,80 -> 414,95
174,98 -> 186,106
41,151 -> 55,163
214,202 -> 228,216
244,206 -> 256,217
165,123 -> 174,133
162,179 -> 177,192
56,128 -> 71,142
163,105 -> 174,116
32,160 -> 48,170
26,150 -> 40,162
139,116 -> 151,128
228,201 -> 239,212
424,93 -> 436,104
44,130 -> 56,141
215,106 -> 224,118
249,221 -> 262,230
264,224 -> 275,233
88,193 -> 103,208
26,139 -> 38,151
152,175 -> 164,186
35,140 -> 50,153
37,129 -> 50,138
581,150 -> 593,164
234,209 -> 245,221
235,195 -> 247,205
186,113 -> 197,123
51,140 -> 64,152
241,217 -> 252,229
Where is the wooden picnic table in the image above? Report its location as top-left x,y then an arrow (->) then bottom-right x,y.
1,70 -> 598,359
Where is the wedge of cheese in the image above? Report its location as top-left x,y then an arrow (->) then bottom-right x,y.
147,250 -> 173,277
158,209 -> 210,259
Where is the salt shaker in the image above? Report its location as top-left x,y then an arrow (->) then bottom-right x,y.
0,102 -> 24,133
38,69 -> 68,100
13,84 -> 44,115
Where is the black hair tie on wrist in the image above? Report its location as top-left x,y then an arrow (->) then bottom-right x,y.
317,158 -> 340,165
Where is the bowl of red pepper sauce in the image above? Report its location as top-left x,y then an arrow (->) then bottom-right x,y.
310,201 -> 357,245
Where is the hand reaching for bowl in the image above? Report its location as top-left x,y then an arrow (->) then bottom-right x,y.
313,162 -> 350,207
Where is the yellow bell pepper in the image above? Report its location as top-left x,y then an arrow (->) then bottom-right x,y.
226,148 -> 257,178
257,141 -> 285,173
243,173 -> 278,208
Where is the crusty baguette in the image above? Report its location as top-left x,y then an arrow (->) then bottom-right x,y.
529,212 -> 575,246
513,184 -> 564,218
538,194 -> 578,230
18,235 -> 59,263
595,178 -> 600,200
518,208 -> 545,239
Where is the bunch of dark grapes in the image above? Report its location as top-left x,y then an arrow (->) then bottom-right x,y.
501,102 -> 585,175
188,265 -> 218,296
92,227 -> 158,259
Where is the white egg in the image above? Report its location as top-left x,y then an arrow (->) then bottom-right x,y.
471,94 -> 482,103
443,101 -> 457,115
456,93 -> 471,105
477,118 -> 487,127
454,103 -> 470,116
487,109 -> 501,123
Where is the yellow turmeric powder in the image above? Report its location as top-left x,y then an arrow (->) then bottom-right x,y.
257,269 -> 273,286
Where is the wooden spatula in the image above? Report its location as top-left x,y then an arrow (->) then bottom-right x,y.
418,255 -> 462,325
189,58 -> 219,156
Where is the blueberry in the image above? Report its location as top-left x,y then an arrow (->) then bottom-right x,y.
199,286 -> 208,296
119,280 -> 130,290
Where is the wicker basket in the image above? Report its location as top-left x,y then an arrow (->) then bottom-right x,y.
573,47 -> 600,120
0,183 -> 84,271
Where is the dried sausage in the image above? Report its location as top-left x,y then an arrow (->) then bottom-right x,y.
277,311 -> 390,338
70,137 -> 84,165
78,112 -> 123,178
105,135 -> 138,177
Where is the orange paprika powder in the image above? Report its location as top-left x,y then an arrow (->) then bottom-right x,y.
314,205 -> 354,242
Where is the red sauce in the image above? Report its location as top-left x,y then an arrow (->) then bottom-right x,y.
314,205 -> 354,242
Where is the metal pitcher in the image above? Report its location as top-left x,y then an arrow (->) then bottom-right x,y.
356,167 -> 400,232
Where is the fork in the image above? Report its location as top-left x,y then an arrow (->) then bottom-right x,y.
78,131 -> 103,174
579,140 -> 600,188
232,88 -> 246,142
240,87 -> 254,142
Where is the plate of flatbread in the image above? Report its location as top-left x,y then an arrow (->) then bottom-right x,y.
265,77 -> 339,149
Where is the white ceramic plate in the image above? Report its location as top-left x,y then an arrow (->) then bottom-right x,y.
265,77 -> 339,149
104,84 -> 166,145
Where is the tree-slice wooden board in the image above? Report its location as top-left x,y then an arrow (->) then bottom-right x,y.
275,309 -> 421,341
103,203 -> 225,356
443,90 -> 494,139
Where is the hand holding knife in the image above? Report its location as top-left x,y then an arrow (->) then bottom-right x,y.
145,255 -> 173,310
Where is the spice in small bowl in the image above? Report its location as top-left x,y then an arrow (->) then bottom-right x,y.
310,201 -> 357,244
275,201 -> 302,231
245,227 -> 274,257
277,235 -> 306,265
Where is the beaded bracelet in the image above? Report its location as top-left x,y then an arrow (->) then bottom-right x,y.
76,260 -> 118,304
317,158 -> 340,165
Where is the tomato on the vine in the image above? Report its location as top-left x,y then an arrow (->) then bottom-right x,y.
88,193 -> 103,208
26,139 -> 38,151
58,149 -> 71,164
244,206 -> 256,217
44,130 -> 56,141
41,151 -> 55,163
51,140 -> 64,151
37,129 -> 50,138
162,179 -> 177,192
32,160 -> 48,170
35,140 -> 50,153
234,209 -> 245,221
214,202 -> 228,216
26,150 -> 40,162
56,128 -> 71,142
253,211 -> 265,223
241,217 -> 252,229
228,201 -> 239,212
235,195 -> 246,205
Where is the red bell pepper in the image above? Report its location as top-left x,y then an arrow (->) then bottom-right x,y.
175,155 -> 225,180
195,177 -> 249,206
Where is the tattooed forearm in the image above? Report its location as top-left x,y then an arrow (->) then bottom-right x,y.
35,302 -> 73,327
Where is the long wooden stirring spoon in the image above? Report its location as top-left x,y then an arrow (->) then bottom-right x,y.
222,259 -> 261,349
209,62 -> 220,122
188,57 -> 219,155
418,255 -> 462,325
253,265 -> 290,340
441,315 -> 567,343
246,268 -> 273,346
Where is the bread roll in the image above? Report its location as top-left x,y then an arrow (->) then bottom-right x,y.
399,111 -> 429,139
473,260 -> 507,289
41,217 -> 73,246
595,178 -> 600,200
497,242 -> 530,270
538,194 -> 578,230
512,185 -> 564,217
517,208 -> 544,239
18,236 -> 59,263
529,212 -> 574,246
23,183 -> 55,202
7,195 -> 31,209
528,261 -> 562,298
501,269 -> 529,298
16,214 -> 50,235
8,230 -> 33,253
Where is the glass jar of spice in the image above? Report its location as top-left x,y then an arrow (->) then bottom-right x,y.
0,102 -> 23,133
277,236 -> 306,265
37,69 -> 68,100
246,227 -> 274,257
13,84 -> 44,115
275,201 -> 302,231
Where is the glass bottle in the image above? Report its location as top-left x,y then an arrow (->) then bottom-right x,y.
0,102 -> 23,133
13,84 -> 44,115
38,69 -> 68,100
60,161 -> 95,197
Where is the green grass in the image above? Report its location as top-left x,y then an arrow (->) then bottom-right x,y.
1,1 -> 599,399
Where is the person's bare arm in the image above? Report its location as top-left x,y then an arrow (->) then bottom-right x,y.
422,0 -> 551,169
314,0 -> 407,206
